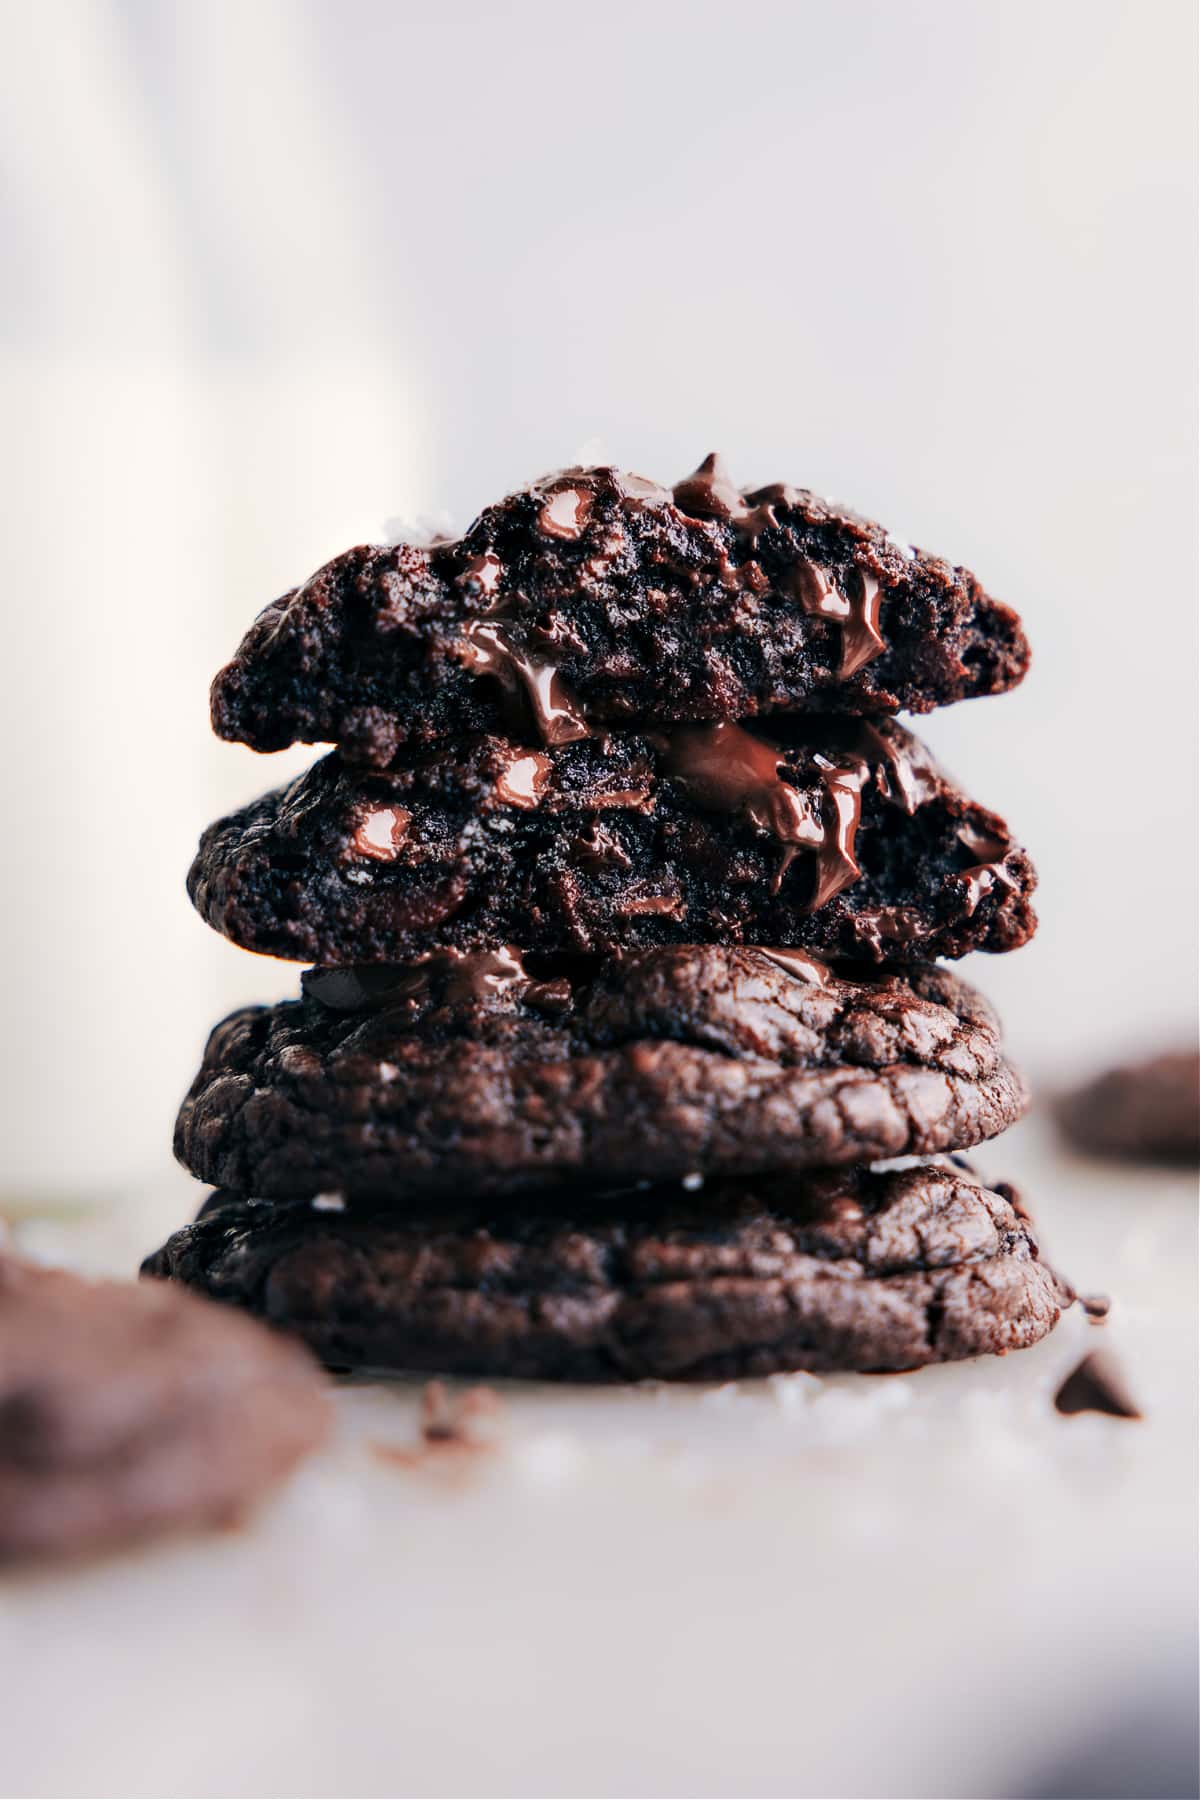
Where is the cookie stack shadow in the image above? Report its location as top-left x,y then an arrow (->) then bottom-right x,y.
144,456 -> 1075,1381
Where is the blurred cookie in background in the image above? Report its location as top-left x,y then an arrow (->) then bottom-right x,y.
1055,1049 -> 1200,1165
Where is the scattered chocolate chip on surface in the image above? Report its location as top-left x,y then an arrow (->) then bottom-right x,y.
1054,1351 -> 1142,1420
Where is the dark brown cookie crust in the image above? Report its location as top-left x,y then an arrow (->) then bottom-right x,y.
187,717 -> 1036,965
210,459 -> 1030,764
1056,1050 -> 1200,1164
0,1254 -> 330,1562
174,950 -> 1028,1201
142,1163 -> 1073,1381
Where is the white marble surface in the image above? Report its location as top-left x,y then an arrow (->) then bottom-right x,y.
1,1118 -> 1195,1799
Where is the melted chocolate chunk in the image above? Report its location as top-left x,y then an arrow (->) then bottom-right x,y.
302,948 -> 580,1014
458,612 -> 590,745
535,478 -> 595,541
671,451 -> 783,544
210,458 -> 1030,762
854,721 -> 947,814
346,804 -> 411,863
658,721 -> 867,902
571,821 -> 633,874
492,747 -> 551,808
755,948 -> 831,985
780,551 -> 884,679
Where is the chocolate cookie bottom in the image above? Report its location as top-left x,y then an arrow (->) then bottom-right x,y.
142,1164 -> 1073,1382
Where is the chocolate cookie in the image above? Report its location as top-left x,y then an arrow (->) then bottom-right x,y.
210,457 -> 1030,764
174,949 -> 1028,1201
141,1162 -> 1073,1380
188,716 -> 1036,964
1056,1049 -> 1199,1163
0,1254 -> 330,1562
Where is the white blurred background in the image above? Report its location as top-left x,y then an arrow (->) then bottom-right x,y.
1,0 -> 1195,1200
0,13 -> 1196,1799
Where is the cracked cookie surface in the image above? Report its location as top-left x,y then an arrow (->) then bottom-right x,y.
188,716 -> 1036,965
142,1162 -> 1072,1380
210,457 -> 1029,764
174,949 -> 1028,1201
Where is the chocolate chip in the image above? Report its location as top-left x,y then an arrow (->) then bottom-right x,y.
1054,1351 -> 1142,1419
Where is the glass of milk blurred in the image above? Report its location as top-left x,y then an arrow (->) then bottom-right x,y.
1,349 -> 429,1212
1,7 -> 431,1212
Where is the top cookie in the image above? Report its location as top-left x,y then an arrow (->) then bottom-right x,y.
211,457 -> 1030,764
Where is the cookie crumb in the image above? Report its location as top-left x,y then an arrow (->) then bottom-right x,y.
372,1382 -> 507,1467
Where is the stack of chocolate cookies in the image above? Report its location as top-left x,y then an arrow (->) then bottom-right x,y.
145,456 -> 1074,1380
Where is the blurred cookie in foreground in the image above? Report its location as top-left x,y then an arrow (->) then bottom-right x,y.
1056,1049 -> 1200,1164
0,1253 -> 330,1563
142,1162 -> 1075,1382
